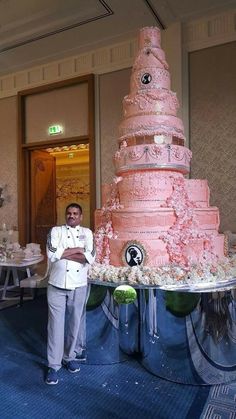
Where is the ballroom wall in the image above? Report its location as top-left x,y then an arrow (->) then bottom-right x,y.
99,68 -> 131,185
0,13 -> 235,235
189,41 -> 236,232
25,83 -> 89,142
0,96 -> 18,231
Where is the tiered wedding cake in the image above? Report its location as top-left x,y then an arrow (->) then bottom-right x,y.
91,27 -> 235,286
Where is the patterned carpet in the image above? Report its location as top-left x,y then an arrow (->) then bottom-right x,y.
0,295 -> 235,419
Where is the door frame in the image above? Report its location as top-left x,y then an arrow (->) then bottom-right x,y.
17,74 -> 95,245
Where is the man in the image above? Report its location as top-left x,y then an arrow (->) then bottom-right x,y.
45,203 -> 95,385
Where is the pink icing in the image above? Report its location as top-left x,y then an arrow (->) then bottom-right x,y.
119,26 -> 184,140
94,27 -> 225,272
123,89 -> 179,118
116,174 -> 210,209
130,68 -> 170,93
119,115 -> 185,140
138,27 -> 161,49
111,207 -> 220,234
114,145 -> 191,175
185,179 -> 210,207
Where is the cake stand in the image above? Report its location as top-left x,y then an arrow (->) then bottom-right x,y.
86,278 -> 236,385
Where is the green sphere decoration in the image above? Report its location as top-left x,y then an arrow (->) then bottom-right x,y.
86,285 -> 108,311
113,285 -> 137,305
165,291 -> 200,317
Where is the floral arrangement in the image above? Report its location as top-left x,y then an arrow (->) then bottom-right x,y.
89,255 -> 236,287
94,177 -> 122,265
160,175 -> 217,268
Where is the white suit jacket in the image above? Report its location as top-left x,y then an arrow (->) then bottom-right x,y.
47,224 -> 95,289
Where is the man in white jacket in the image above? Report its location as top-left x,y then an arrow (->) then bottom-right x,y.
45,203 -> 95,385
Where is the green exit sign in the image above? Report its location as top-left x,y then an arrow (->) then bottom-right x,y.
48,125 -> 63,135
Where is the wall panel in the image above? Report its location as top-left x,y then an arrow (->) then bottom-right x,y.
0,96 -> 18,230
189,41 -> 236,232
99,68 -> 131,185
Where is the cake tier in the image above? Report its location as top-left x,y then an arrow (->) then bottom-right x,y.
117,173 -> 210,209
130,67 -> 170,93
109,234 -> 225,267
109,238 -> 170,267
94,209 -> 105,230
111,208 -> 220,234
114,144 -> 191,175
119,135 -> 185,147
119,114 -> 185,141
186,179 -> 210,207
139,27 -> 161,49
118,171 -> 181,208
123,89 -> 179,119
131,29 -> 169,94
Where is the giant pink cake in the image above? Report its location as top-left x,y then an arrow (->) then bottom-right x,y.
92,27 -> 235,286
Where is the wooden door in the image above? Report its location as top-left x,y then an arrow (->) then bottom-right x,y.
30,150 -> 56,253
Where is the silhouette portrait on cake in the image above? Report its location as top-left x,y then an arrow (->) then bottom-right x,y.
126,247 -> 142,267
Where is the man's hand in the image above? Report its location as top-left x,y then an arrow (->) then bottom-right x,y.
65,253 -> 87,264
61,247 -> 86,264
62,247 -> 84,258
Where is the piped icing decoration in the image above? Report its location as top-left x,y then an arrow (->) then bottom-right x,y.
160,175 -> 217,268
92,26 -> 233,286
119,26 -> 185,141
94,177 -> 122,265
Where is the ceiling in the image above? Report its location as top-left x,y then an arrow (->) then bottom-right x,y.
0,0 -> 235,75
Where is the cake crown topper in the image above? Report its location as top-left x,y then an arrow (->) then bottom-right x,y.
139,26 -> 161,49
134,27 -> 168,71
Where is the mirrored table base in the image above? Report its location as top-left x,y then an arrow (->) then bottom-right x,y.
86,280 -> 236,385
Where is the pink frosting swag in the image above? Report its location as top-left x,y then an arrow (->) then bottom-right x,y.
160,175 -> 217,269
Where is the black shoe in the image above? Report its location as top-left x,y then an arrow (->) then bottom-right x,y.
45,368 -> 58,385
63,360 -> 81,373
76,349 -> 87,363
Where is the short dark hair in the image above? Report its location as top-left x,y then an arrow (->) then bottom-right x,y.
65,203 -> 83,214
128,248 -> 137,257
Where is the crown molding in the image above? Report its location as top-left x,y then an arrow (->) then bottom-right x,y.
0,9 -> 235,99
0,37 -> 137,99
183,9 -> 236,51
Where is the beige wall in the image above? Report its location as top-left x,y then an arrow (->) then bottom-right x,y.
189,41 -> 236,232
162,23 -> 182,115
0,96 -> 18,231
99,68 -> 131,184
25,83 -> 88,142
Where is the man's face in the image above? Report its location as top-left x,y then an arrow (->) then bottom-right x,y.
66,206 -> 83,228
